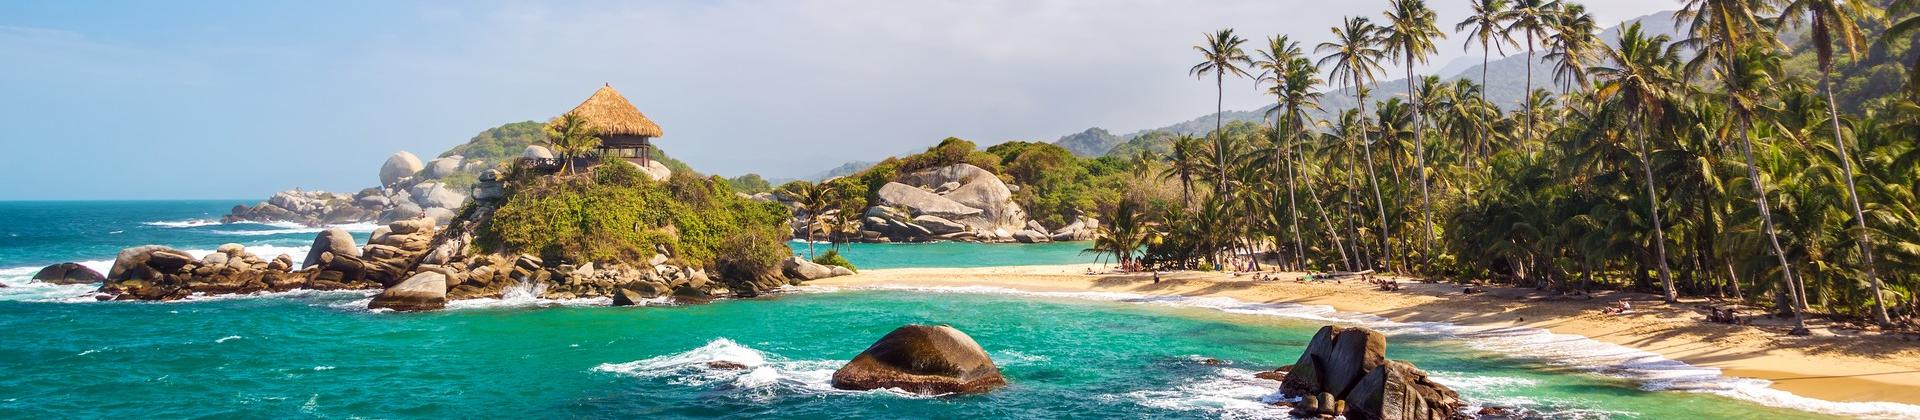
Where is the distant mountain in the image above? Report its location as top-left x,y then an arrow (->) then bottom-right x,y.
798,160 -> 875,182
1055,127 -> 1125,157
1054,10 -> 1681,158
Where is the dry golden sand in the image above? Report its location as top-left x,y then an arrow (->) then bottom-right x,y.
811,264 -> 1920,405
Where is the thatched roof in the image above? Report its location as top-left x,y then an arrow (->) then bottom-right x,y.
560,84 -> 663,138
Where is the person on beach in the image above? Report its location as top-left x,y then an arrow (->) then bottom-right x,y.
1153,271 -> 1160,284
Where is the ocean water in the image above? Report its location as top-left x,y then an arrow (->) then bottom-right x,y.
0,201 -> 1911,418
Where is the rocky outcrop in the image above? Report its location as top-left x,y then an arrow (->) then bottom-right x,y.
97,244 -> 285,300
831,325 -> 1007,395
226,149 -> 471,227
623,159 -> 673,182
875,182 -> 983,223
303,228 -> 360,269
424,156 -> 464,179
782,257 -> 834,280
1012,230 -> 1051,243
33,262 -> 104,285
522,145 -> 554,159
1276,326 -> 1464,420
823,163 -> 1099,244
369,271 -> 447,311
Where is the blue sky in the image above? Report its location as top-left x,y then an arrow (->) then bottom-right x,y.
1,0 -> 1672,200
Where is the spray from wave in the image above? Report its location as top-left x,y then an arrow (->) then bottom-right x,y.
592,338 -> 875,402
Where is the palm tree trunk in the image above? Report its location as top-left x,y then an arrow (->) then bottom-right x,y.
1823,70 -> 1891,326
1301,162 -> 1351,271
1216,72 -> 1229,196
1479,40 -> 1492,169
1357,86 -> 1395,273
1524,36 -> 1536,156
1736,114 -> 1810,334
1634,112 -> 1678,303
1285,123 -> 1306,271
1408,65 -> 1434,274
806,216 -> 817,260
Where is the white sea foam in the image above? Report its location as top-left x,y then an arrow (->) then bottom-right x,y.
441,280 -> 618,310
1103,365 -> 1288,419
142,219 -> 223,228
206,221 -> 381,237
802,284 -> 1920,419
215,335 -> 242,343
592,338 -> 882,401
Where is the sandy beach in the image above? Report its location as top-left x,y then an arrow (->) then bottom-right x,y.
812,264 -> 1920,406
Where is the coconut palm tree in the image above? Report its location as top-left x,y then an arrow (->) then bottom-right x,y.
1500,0 -> 1563,155
1383,0 -> 1445,271
543,112 -> 601,176
1458,0 -> 1517,150
783,182 -> 836,260
1680,0 -> 1811,335
1162,134 -> 1207,208
1544,3 -> 1599,90
1319,16 -> 1395,272
1591,22 -> 1683,303
1256,35 -> 1315,269
1191,28 -> 1254,196
1088,198 -> 1149,269
1779,0 -> 1891,326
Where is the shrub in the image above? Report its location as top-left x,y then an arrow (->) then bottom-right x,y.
714,225 -> 792,281
812,249 -> 857,272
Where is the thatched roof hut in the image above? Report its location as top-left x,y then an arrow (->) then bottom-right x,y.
560,83 -> 663,148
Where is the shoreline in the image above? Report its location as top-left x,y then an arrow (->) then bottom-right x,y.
811,264 -> 1920,410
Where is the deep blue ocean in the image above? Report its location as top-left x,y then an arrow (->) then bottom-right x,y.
0,200 -> 1908,418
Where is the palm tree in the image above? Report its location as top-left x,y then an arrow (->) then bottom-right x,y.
784,182 -> 836,260
1383,0 -> 1445,271
1319,16 -> 1395,272
543,112 -> 601,176
1680,0 -> 1810,335
1191,28 -> 1254,196
1088,198 -> 1149,269
1500,0 -> 1563,155
1779,0 -> 1891,326
1544,3 -> 1599,90
1592,22 -> 1683,303
1162,134 -> 1206,207
1458,0 -> 1516,150
1256,35 -> 1315,270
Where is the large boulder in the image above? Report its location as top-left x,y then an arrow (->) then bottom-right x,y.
522,145 -> 554,159
898,164 -> 1027,231
623,159 -> 673,182
831,325 -> 1006,394
302,228 -> 360,269
33,262 -> 104,285
1278,326 -> 1461,420
1012,230 -> 1051,243
368,271 -> 447,311
783,257 -> 834,281
379,151 -> 425,186
875,182 -> 982,223
424,156 -> 463,179
108,245 -> 188,281
411,182 -> 466,210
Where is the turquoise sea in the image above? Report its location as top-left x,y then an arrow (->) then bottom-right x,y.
0,201 -> 1911,418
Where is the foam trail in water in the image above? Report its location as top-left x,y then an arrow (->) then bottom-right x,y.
1102,364 -> 1288,419
593,338 -> 875,402
808,284 -> 1920,419
442,280 -> 615,310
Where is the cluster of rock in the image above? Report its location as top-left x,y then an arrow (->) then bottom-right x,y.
224,150 -> 482,226
779,163 -> 1099,243
831,324 -> 1007,395
1273,326 -> 1466,420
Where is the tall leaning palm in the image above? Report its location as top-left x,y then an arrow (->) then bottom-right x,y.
1191,29 -> 1254,196
1544,3 -> 1599,90
1680,0 -> 1810,335
1780,0 -> 1890,326
1319,16 -> 1394,272
1383,0 -> 1445,271
1592,23 -> 1682,303
1501,0 -> 1563,155
1457,0 -> 1516,163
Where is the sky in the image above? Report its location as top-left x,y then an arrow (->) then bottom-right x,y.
0,0 -> 1675,200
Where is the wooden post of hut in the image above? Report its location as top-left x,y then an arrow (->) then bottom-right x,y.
562,83 -> 664,169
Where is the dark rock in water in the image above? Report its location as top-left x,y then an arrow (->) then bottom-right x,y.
830,324 -> 1006,395
33,263 -> 104,285
669,285 -> 711,304
1276,325 -> 1465,420
612,287 -> 653,306
1254,365 -> 1292,381
707,361 -> 749,370
368,272 -> 447,311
